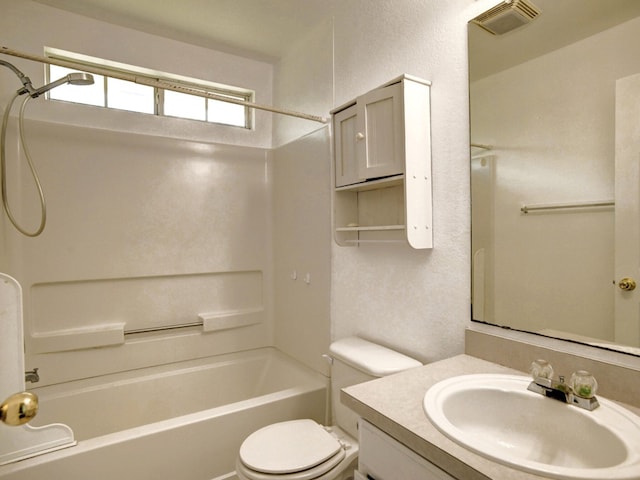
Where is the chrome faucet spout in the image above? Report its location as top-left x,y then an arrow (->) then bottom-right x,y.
25,368 -> 39,384
528,376 -> 569,401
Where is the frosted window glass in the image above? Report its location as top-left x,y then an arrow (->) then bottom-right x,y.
165,90 -> 206,121
208,98 -> 246,127
107,78 -> 154,114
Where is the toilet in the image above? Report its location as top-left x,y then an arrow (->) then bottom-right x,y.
235,337 -> 422,480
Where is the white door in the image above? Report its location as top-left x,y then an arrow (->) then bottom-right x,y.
614,72 -> 640,346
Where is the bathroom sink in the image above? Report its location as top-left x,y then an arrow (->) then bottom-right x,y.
423,374 -> 640,480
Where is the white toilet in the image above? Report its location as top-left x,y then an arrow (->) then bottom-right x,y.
235,337 -> 422,480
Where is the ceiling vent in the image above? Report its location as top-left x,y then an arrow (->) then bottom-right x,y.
471,0 -> 541,35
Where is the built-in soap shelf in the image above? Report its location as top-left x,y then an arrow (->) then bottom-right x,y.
31,323 -> 126,354
198,307 -> 263,332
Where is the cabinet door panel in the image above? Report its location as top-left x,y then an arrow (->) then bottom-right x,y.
334,104 -> 362,187
358,82 -> 404,180
358,420 -> 455,480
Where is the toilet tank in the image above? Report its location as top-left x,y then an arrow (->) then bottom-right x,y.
328,337 -> 422,439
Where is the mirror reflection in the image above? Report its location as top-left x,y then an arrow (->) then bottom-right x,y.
469,0 -> 640,355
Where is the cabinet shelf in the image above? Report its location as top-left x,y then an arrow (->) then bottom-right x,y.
336,225 -> 406,232
341,239 -> 407,245
335,175 -> 404,192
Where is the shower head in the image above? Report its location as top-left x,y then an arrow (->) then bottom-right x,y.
30,72 -> 94,98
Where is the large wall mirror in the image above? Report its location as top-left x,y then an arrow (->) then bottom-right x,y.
469,0 -> 640,356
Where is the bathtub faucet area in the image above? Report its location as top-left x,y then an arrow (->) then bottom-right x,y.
24,369 -> 39,384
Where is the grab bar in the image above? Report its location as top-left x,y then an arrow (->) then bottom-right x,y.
124,308 -> 263,335
124,322 -> 203,335
521,200 -> 614,214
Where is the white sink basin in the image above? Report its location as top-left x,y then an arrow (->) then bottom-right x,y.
423,374 -> 640,480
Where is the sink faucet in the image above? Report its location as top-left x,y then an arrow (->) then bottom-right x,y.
527,360 -> 599,411
25,368 -> 39,384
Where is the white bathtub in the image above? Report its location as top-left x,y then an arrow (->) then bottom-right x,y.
0,348 -> 328,480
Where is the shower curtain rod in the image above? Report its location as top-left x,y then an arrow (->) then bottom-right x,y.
0,46 -> 329,124
471,143 -> 491,150
520,200 -> 615,214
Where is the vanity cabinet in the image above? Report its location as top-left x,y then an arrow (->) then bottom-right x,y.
356,420 -> 456,480
331,75 -> 432,248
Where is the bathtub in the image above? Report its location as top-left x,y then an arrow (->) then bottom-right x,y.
0,347 -> 328,480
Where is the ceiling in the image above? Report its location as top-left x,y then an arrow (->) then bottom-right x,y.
469,0 -> 640,81
32,0 -> 331,61
32,0 -> 640,74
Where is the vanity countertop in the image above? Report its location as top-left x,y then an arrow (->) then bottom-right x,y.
341,354 -> 640,480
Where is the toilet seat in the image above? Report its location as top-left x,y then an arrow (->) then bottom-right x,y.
237,420 -> 350,480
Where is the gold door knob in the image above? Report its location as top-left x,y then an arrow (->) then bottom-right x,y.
0,392 -> 39,426
618,277 -> 637,291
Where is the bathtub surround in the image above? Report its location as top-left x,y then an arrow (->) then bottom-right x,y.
2,118 -> 275,385
0,1 -> 279,387
272,127 -> 332,376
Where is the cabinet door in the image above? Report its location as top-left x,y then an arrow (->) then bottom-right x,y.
358,420 -> 455,480
357,82 -> 404,180
333,103 -> 363,187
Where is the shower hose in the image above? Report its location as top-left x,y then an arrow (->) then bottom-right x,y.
0,91 -> 47,237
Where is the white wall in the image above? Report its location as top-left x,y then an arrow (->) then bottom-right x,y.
471,16 -> 640,341
275,0 -> 486,363
273,19 -> 334,147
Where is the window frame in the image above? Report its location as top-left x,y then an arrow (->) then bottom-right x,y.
45,48 -> 254,130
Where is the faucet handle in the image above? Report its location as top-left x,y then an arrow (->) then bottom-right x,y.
570,370 -> 598,399
529,359 -> 554,380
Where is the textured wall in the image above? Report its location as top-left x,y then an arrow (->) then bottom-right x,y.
328,0 -> 480,363
274,0 -> 494,363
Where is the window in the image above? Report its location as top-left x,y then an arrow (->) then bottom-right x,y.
46,49 -> 253,129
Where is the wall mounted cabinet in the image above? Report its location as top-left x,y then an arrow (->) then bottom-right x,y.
331,75 -> 432,248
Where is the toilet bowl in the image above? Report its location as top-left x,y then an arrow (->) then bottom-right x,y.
235,337 -> 422,480
236,420 -> 357,480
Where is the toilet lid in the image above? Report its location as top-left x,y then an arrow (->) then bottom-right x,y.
239,419 -> 343,474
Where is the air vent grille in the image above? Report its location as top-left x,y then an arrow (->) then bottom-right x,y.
472,0 -> 541,35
